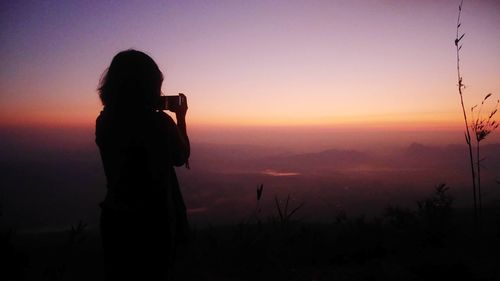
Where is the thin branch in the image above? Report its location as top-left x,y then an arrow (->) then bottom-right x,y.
455,0 -> 478,224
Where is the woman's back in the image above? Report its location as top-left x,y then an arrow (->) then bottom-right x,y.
96,109 -> 174,211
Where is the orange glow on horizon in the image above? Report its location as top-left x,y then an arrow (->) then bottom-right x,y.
0,109 -> 465,132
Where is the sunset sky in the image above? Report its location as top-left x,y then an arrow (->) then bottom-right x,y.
2,0 -> 500,238
1,0 -> 499,130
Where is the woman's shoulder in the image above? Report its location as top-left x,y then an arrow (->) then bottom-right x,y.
95,108 -> 175,134
96,108 -> 170,122
95,109 -> 117,132
96,109 -> 105,121
95,108 -> 116,125
95,110 -> 109,130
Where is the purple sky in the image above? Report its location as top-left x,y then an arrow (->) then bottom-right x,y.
1,0 -> 499,129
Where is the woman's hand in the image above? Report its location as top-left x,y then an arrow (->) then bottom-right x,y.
174,93 -> 188,120
173,93 -> 190,168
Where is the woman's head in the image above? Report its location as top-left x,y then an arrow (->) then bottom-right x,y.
98,49 -> 163,109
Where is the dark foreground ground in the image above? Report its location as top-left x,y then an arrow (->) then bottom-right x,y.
3,188 -> 500,281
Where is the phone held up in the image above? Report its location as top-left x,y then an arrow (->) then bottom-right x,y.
158,93 -> 186,112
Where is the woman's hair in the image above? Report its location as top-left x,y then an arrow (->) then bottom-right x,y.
98,49 -> 163,109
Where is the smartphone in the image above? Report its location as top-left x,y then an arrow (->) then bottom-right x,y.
158,94 -> 185,111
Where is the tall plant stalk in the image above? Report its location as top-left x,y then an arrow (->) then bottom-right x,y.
454,0 -> 478,224
477,141 -> 481,218
471,95 -> 499,222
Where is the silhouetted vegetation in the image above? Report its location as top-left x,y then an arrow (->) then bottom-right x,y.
1,218 -> 89,281
170,184 -> 498,281
455,0 -> 499,225
274,194 -> 305,226
3,183 -> 500,280
1,207 -> 29,281
41,221 -> 87,281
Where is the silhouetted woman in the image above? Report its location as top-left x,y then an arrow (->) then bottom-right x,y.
95,49 -> 189,280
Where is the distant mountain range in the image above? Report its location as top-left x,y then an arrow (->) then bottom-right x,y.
188,142 -> 500,175
1,133 -> 499,229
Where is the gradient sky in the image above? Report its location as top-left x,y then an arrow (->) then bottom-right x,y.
1,0 -> 499,129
